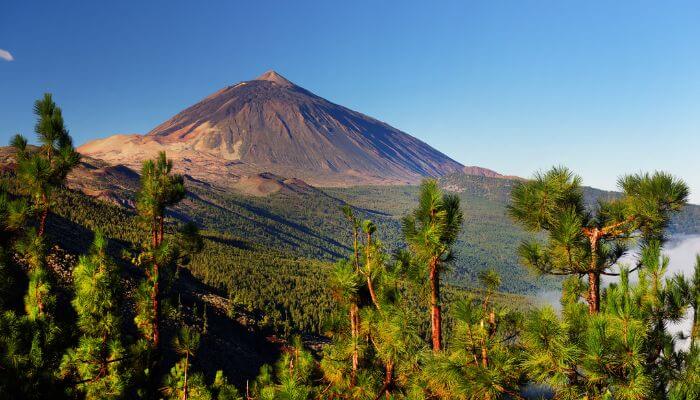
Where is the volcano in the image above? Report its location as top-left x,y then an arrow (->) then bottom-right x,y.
80,70 -> 468,186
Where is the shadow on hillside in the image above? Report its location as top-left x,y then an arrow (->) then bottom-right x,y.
203,234 -> 252,250
231,196 -> 349,251
167,268 -> 282,388
185,189 -> 349,259
46,212 -> 138,270
319,190 -> 394,218
46,212 -> 281,389
46,213 -> 95,255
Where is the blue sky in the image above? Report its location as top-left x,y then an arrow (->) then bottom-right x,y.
1,1 -> 699,202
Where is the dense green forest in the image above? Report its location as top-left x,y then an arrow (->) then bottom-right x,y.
324,181 -> 551,294
46,172 -> 535,339
1,95 -> 698,399
20,139 -> 699,299
179,171 -> 700,296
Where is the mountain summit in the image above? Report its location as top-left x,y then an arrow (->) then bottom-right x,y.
255,70 -> 296,87
80,71 -> 466,186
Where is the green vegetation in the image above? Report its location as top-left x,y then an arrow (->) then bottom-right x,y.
325,180 -> 557,294
246,172 -> 699,399
59,231 -> 130,399
402,180 -> 463,351
509,167 -> 688,313
11,93 -> 80,238
180,184 -> 360,260
0,95 -> 698,399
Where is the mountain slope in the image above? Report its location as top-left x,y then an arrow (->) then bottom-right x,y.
5,145 -> 698,294
79,71 -> 465,186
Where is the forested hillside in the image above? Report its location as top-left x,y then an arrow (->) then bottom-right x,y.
2,95 -> 699,400
9,143 -> 699,297
2,155 -> 535,397
48,178 -> 537,339
4,153 -> 696,399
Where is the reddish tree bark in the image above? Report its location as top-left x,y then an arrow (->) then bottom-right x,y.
584,228 -> 602,314
588,272 -> 600,314
152,265 -> 160,346
429,259 -> 442,352
182,352 -> 189,400
38,193 -> 49,237
365,231 -> 380,309
373,361 -> 394,400
383,361 -> 394,400
151,219 -> 161,346
350,303 -> 359,386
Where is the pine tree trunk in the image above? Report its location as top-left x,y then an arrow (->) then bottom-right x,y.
152,270 -> 159,346
99,331 -> 109,379
588,271 -> 600,314
692,306 -> 698,348
383,361 -> 394,400
429,259 -> 442,352
38,194 -> 48,237
586,230 -> 601,314
350,303 -> 359,386
159,216 -> 164,246
183,352 -> 189,400
152,222 -> 160,347
374,361 -> 394,400
36,280 -> 45,317
481,309 -> 496,368
366,232 -> 380,309
367,275 -> 380,309
353,230 -> 359,271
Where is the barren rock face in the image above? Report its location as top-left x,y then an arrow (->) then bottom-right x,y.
80,70 -> 465,187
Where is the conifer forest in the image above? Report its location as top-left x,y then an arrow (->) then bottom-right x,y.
0,94 -> 698,400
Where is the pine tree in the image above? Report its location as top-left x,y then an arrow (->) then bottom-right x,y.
326,259 -> 363,391
134,151 -> 186,348
339,205 -> 364,387
689,256 -> 700,348
15,229 -> 53,321
509,167 -> 687,314
356,216 -> 426,399
131,152 -> 202,398
59,231 -> 130,399
325,211 -> 424,399
2,230 -> 64,397
361,219 -> 382,309
11,93 -> 80,237
11,93 -> 80,386
520,242 -> 694,399
252,337 -> 316,400
161,326 -> 204,400
402,179 -> 463,351
162,364 -> 211,400
634,241 -> 689,396
0,177 -> 29,308
0,96 -> 77,397
362,304 -> 422,400
363,225 -> 424,400
210,371 -> 243,400
421,270 -> 523,400
668,256 -> 700,400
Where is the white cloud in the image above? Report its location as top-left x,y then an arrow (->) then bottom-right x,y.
0,49 -> 14,61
